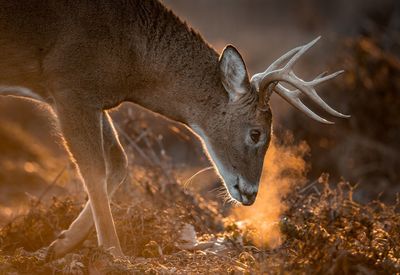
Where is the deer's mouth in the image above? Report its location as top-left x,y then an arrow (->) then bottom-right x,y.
227,176 -> 257,206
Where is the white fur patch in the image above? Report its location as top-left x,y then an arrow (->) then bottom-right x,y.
190,124 -> 232,182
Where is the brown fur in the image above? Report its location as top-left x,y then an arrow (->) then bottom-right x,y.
0,0 -> 272,258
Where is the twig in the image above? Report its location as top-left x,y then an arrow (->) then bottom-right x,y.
134,129 -> 149,143
299,180 -> 318,194
205,250 -> 249,270
142,134 -> 162,166
114,124 -> 153,165
35,166 -> 66,207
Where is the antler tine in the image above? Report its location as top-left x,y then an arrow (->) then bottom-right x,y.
251,46 -> 302,90
257,36 -> 321,90
254,36 -> 321,81
288,70 -> 350,118
252,37 -> 350,122
308,70 -> 345,86
274,83 -> 334,124
283,36 -> 321,70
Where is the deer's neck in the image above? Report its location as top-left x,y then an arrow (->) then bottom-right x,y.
126,0 -> 227,128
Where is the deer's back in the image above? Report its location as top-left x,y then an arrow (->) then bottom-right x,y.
0,0 -> 179,107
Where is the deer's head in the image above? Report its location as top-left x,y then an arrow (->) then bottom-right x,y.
194,37 -> 349,206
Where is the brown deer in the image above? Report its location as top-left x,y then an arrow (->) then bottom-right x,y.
0,0 -> 348,259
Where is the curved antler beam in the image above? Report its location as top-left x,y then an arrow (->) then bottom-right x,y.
251,37 -> 350,123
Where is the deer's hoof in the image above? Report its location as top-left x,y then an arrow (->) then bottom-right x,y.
45,230 -> 78,261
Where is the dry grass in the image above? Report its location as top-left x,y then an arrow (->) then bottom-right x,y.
0,165 -> 399,274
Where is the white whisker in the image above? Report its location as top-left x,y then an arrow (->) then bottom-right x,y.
183,166 -> 214,188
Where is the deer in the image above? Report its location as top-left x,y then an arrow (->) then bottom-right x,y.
0,0 -> 349,259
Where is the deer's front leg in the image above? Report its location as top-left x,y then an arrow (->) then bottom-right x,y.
47,112 -> 128,259
49,102 -> 123,258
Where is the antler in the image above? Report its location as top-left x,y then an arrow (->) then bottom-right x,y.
250,36 -> 350,124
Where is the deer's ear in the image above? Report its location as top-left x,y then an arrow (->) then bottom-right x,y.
219,45 -> 250,102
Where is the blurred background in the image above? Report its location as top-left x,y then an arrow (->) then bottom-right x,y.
0,0 -> 399,223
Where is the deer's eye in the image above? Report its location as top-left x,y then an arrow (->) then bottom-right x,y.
250,129 -> 261,144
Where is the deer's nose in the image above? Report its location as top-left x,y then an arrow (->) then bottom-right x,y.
232,178 -> 258,205
240,190 -> 257,206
